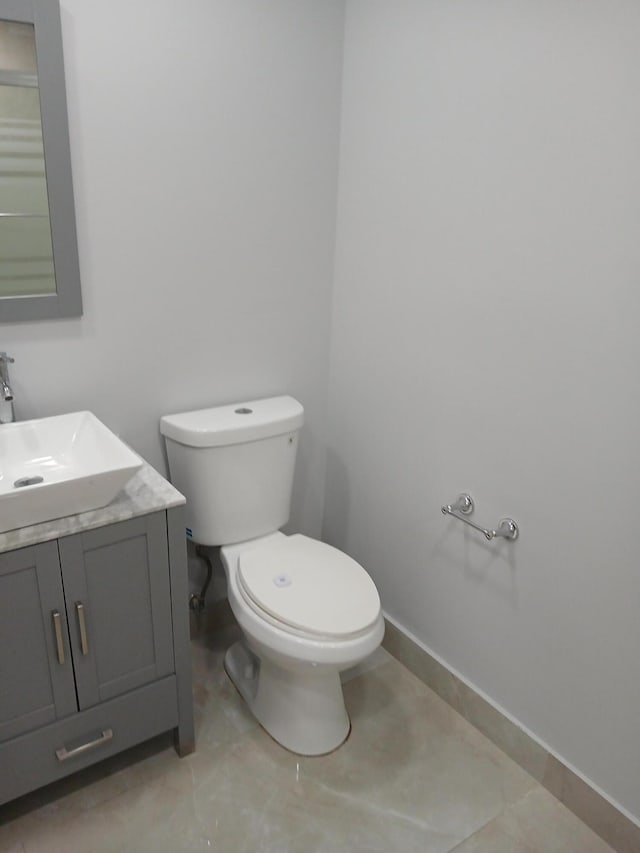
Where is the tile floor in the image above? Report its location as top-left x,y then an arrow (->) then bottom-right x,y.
0,614 -> 613,852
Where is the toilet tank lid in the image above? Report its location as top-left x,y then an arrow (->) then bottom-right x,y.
160,395 -> 304,448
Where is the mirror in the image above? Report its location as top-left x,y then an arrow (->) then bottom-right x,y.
0,20 -> 55,299
0,0 -> 81,322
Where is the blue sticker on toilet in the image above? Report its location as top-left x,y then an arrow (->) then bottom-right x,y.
273,574 -> 292,588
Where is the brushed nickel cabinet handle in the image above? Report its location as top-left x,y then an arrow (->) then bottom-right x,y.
52,610 -> 65,664
75,601 -> 89,655
55,728 -> 113,762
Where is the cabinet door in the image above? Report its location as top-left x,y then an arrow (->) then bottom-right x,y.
0,542 -> 77,742
58,513 -> 175,709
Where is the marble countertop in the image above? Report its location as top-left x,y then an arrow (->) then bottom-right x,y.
0,462 -> 185,554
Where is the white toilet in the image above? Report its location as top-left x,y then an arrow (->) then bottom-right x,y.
160,395 -> 384,755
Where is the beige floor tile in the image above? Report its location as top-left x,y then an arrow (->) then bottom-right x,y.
294,661 -> 537,846
450,786 -> 614,853
190,622 -> 260,750
17,756 -> 197,853
112,733 -> 461,853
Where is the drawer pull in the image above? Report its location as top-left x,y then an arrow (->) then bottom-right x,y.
75,601 -> 89,655
52,610 -> 65,664
55,728 -> 113,762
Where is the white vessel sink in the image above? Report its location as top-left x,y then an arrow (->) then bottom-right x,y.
0,411 -> 143,533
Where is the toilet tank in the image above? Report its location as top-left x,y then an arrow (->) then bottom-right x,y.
160,396 -> 304,546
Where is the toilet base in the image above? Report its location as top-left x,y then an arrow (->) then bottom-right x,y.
224,640 -> 351,756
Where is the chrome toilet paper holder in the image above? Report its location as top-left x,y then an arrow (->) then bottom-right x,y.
441,494 -> 519,541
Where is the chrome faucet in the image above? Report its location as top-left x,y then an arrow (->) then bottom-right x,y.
0,352 -> 15,424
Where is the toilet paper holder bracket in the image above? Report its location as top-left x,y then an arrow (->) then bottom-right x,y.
441,494 -> 519,541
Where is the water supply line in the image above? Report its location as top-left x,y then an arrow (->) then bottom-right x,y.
189,545 -> 213,612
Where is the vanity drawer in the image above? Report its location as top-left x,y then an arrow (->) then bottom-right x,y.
0,676 -> 178,806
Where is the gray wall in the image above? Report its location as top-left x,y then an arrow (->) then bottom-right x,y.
0,0 -> 346,539
325,0 -> 640,823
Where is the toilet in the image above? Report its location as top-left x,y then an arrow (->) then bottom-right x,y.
160,395 -> 384,755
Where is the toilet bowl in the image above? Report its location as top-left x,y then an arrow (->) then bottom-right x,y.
160,395 -> 384,755
221,532 -> 384,754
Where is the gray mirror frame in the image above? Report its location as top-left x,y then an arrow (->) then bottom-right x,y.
0,0 -> 81,322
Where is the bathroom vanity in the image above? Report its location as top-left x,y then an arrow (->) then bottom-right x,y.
0,463 -> 194,806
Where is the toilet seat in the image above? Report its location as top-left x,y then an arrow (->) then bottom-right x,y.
237,534 -> 380,640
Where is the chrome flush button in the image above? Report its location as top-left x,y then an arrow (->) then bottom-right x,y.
273,574 -> 292,588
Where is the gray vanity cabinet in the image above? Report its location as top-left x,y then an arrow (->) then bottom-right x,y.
0,505 -> 194,806
0,541 -> 77,742
58,514 -> 174,709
